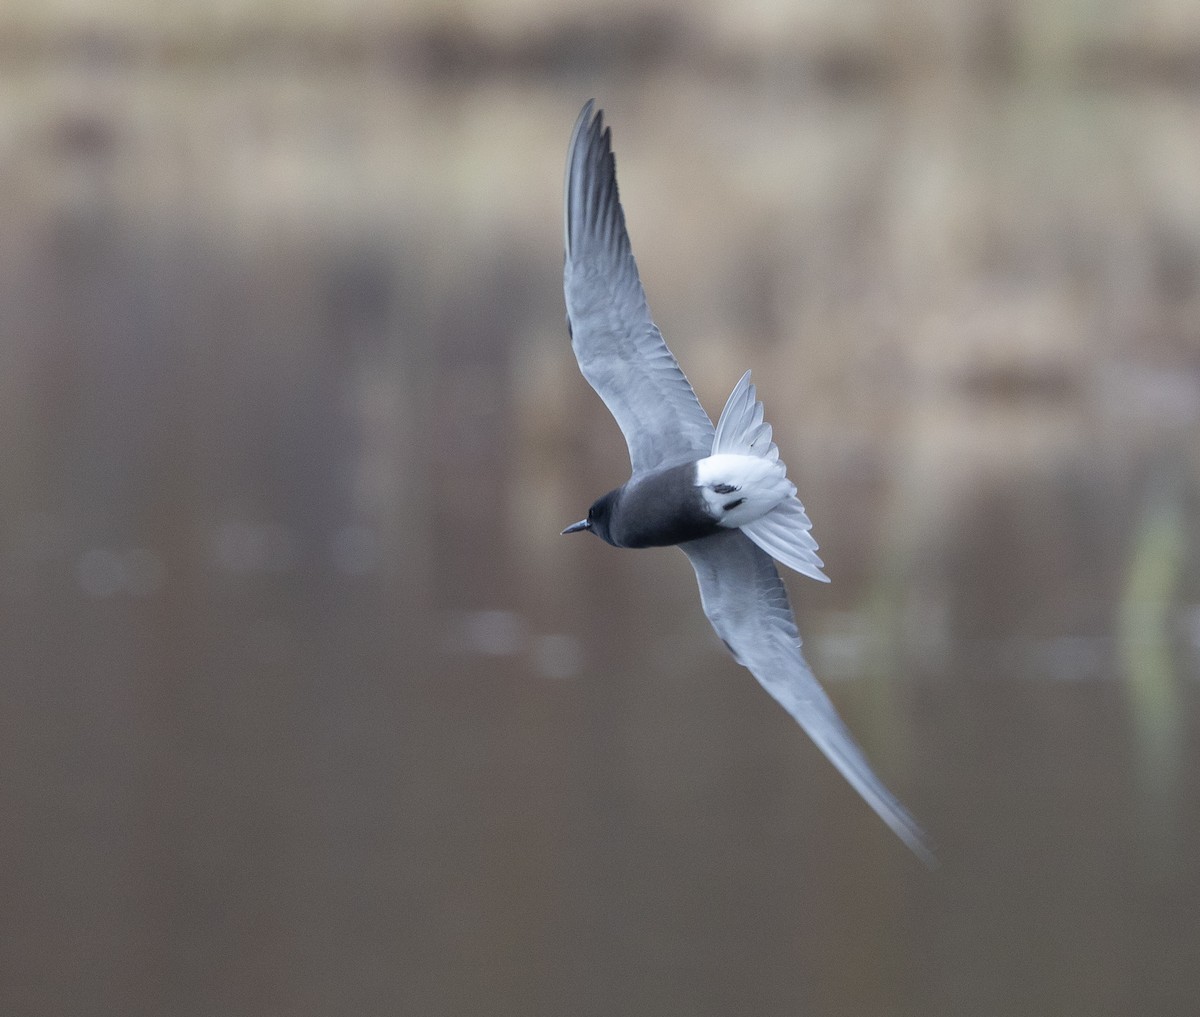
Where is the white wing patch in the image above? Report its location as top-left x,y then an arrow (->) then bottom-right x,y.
707,371 -> 829,582
696,453 -> 795,528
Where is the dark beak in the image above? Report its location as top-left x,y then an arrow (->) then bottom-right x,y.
561,519 -> 591,535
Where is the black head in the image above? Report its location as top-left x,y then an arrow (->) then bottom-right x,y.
561,489 -> 619,546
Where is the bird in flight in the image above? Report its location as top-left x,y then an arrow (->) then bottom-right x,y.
560,100 -> 933,865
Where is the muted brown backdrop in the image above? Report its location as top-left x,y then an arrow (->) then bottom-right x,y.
2,2 -> 1199,1015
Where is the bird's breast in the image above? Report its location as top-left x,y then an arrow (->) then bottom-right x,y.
609,463 -> 721,548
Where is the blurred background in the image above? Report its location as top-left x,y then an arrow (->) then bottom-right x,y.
2,1 -> 1199,1014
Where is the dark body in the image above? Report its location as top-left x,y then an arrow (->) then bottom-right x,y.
587,461 -> 721,548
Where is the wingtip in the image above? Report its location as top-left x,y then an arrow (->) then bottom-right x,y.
564,99 -> 608,258
893,814 -> 940,869
915,839 -> 940,871
572,99 -> 597,140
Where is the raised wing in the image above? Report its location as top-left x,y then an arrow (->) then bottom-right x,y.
564,101 -> 714,473
681,530 -> 935,865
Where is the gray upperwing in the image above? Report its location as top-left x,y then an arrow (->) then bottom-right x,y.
564,101 -> 714,473
681,530 -> 935,866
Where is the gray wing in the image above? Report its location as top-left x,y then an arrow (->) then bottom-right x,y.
564,101 -> 714,473
682,530 -> 935,866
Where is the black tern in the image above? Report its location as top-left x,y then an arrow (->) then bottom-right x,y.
561,101 -> 934,865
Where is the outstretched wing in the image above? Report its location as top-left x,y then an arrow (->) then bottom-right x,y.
681,530 -> 935,865
564,100 -> 714,473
